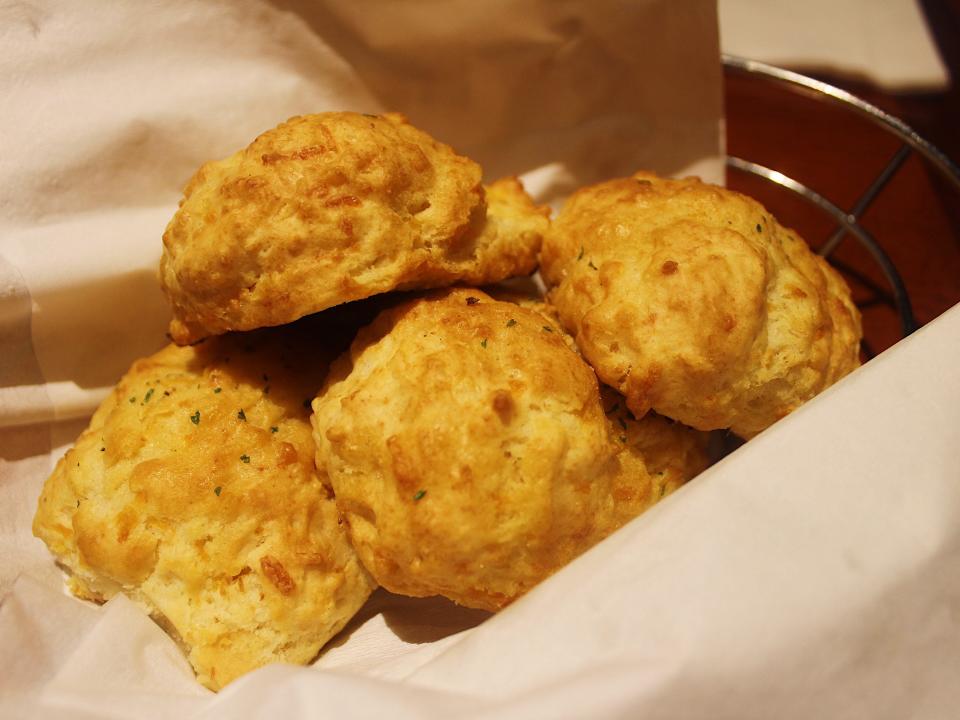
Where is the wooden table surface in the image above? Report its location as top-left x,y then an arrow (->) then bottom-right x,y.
723,0 -> 960,357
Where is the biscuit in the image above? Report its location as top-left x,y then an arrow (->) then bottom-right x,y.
32,320 -> 376,690
311,289 -> 706,611
540,171 -> 862,438
160,112 -> 548,344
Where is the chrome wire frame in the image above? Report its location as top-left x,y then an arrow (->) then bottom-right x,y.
723,55 -> 960,338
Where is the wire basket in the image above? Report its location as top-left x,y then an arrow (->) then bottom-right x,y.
722,55 -> 960,347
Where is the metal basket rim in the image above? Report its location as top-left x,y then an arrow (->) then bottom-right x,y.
721,55 -> 960,339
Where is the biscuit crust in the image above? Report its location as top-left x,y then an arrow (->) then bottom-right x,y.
311,289 -> 706,611
33,324 -> 375,690
160,112 -> 547,344
540,172 -> 862,438
600,388 -> 711,525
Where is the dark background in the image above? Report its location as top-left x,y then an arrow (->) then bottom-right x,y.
724,0 -> 960,356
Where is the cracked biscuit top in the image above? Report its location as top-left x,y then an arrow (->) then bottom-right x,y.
540,171 -> 862,438
311,288 -> 708,611
160,112 -> 547,344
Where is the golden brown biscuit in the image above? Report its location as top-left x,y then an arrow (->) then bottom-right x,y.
160,112 -> 548,344
311,289 -> 704,611
540,171 -> 862,438
33,321 -> 376,690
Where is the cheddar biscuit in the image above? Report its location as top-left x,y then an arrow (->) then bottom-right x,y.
540,171 -> 862,438
33,321 -> 375,690
311,289 -> 705,611
160,112 -> 548,344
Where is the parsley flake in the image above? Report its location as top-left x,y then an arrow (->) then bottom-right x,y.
588,260 -> 598,270
143,388 -> 154,403
506,318 -> 517,328
214,486 -> 222,496
128,396 -> 136,404
577,246 -> 584,261
240,454 -> 250,463
237,409 -> 247,421
413,489 -> 427,501
542,325 -> 553,333
466,296 -> 480,306
214,387 -> 222,394
190,410 -> 201,425
480,338 -> 488,348
270,426 -> 279,433
755,223 -> 762,233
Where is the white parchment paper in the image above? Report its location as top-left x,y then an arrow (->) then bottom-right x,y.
4,1 -> 959,718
